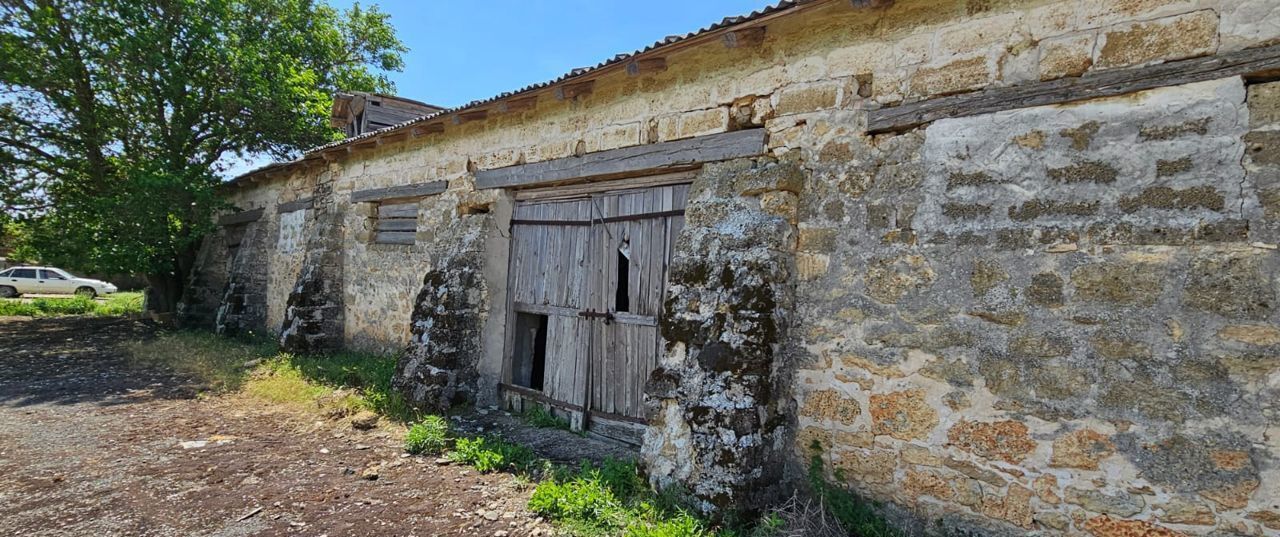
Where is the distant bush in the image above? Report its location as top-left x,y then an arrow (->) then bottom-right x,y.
405,416 -> 450,455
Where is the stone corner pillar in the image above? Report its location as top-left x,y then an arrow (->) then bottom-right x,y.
641,156 -> 805,516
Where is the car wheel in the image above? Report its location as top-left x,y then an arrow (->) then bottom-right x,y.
75,286 -> 97,298
0,286 -> 16,299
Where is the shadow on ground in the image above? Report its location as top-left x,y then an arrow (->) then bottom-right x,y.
0,315 -> 199,408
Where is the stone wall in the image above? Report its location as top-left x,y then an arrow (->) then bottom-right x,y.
789,77 -> 1280,536
188,0 -> 1280,534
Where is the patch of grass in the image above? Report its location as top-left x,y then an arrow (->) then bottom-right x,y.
246,356 -> 343,406
268,349 -> 422,422
125,331 -> 422,422
808,442 -> 903,537
126,330 -> 273,392
447,435 -> 539,474
405,415 -> 450,455
523,405 -> 573,431
0,292 -> 143,317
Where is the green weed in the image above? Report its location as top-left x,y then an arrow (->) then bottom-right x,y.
447,436 -> 538,474
529,458 -> 714,537
405,415 -> 450,455
126,330 -> 272,392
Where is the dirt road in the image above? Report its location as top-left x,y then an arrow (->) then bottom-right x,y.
0,316 -> 554,536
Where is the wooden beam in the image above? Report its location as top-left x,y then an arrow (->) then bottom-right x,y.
497,95 -> 538,113
555,80 -> 595,101
277,198 -> 312,213
379,131 -> 407,144
412,122 -> 445,137
474,128 -> 765,190
868,42 -> 1280,133
626,57 -> 667,76
350,181 -> 447,203
454,109 -> 489,124
217,208 -> 264,226
722,26 -> 766,48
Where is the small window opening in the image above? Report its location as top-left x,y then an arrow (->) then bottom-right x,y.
512,313 -> 548,391
615,247 -> 631,313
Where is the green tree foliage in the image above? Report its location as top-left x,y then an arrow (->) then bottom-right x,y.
0,0 -> 405,311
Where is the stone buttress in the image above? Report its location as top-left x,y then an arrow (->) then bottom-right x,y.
280,176 -> 346,352
641,157 -> 805,514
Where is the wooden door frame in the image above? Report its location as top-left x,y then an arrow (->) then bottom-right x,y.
498,175 -> 693,442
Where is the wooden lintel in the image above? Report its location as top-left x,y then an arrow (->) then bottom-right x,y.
380,131 -> 407,144
350,180 -> 447,203
722,26 -> 766,48
474,128 -> 766,190
277,197 -> 313,213
498,95 -> 538,113
868,42 -> 1280,133
626,57 -> 667,76
217,208 -> 264,226
555,80 -> 595,101
849,0 -> 894,8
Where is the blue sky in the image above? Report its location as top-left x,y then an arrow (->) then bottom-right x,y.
225,1 -> 775,177
326,0 -> 777,107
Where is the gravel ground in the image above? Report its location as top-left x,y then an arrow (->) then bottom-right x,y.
0,315 -> 626,536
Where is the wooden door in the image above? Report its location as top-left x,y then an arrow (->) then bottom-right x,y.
503,182 -> 689,444
586,185 -> 688,443
505,197 -> 595,427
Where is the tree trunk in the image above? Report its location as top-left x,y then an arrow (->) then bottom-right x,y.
144,245 -> 198,317
144,272 -> 183,316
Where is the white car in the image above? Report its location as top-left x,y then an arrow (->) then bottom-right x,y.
0,266 -> 118,298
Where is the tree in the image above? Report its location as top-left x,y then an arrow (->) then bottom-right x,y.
0,0 -> 405,312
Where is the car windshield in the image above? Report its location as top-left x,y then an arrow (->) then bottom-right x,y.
49,268 -> 74,278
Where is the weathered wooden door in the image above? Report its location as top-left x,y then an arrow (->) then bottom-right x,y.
504,182 -> 689,443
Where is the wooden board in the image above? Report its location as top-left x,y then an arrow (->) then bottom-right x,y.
277,198 -> 312,213
475,129 -> 765,190
374,231 -> 414,245
868,42 -> 1280,133
351,181 -> 447,203
378,202 -> 419,218
218,208 -> 264,226
376,219 -> 417,232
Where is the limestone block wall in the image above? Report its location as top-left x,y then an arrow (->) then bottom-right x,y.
340,200 -> 434,354
789,77 -> 1280,536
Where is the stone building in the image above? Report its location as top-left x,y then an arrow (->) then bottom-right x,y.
184,0 -> 1280,534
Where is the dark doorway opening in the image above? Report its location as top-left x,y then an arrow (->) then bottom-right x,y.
511,313 -> 548,391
